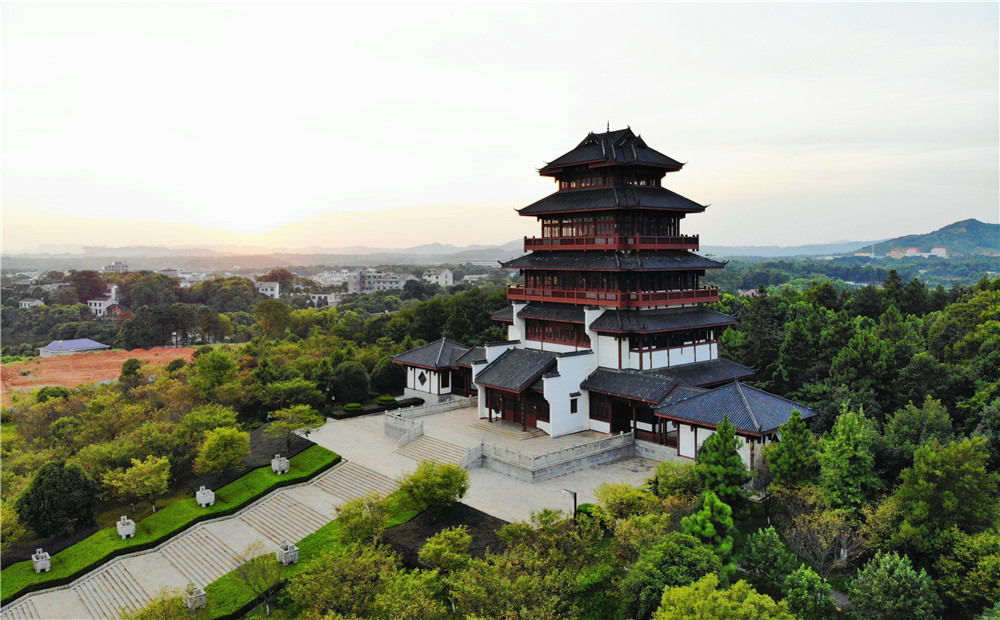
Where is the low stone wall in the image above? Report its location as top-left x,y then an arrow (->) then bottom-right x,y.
461,432 -> 636,483
383,413 -> 419,439
393,396 -> 477,419
635,440 -> 680,462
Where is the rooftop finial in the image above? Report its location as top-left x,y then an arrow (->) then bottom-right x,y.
606,121 -> 610,132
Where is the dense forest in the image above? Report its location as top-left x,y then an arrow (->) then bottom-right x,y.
1,266 -> 998,618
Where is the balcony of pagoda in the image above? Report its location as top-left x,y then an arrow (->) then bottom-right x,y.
506,285 -> 719,309
523,234 -> 699,252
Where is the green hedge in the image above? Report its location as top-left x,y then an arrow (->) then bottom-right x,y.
201,494 -> 418,619
0,446 -> 340,606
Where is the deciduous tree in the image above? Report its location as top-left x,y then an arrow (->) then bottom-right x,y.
396,461 -> 469,517
102,455 -> 170,513
652,573 -> 794,620
233,541 -> 284,616
334,492 -> 390,544
14,461 -> 97,537
265,405 -> 325,453
193,426 -> 250,475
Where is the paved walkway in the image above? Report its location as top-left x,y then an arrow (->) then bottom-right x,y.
310,406 -> 665,522
3,404 -> 668,619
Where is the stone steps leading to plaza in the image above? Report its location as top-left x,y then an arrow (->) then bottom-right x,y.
238,494 -> 330,543
395,435 -> 468,464
311,461 -> 397,501
161,526 -> 241,588
0,457 -> 409,620
0,599 -> 39,620
72,563 -> 148,620
470,421 -> 547,440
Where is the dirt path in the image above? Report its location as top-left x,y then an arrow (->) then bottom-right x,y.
1,348 -> 196,408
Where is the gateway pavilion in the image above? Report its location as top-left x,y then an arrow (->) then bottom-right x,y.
394,128 -> 814,467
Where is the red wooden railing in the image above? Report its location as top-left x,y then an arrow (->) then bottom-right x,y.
506,286 -> 718,309
524,234 -> 699,252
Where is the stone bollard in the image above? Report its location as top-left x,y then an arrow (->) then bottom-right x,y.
275,539 -> 299,566
271,454 -> 289,475
196,486 -> 215,507
31,548 -> 51,573
116,515 -> 136,539
184,582 -> 206,610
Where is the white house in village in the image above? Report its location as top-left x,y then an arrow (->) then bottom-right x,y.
309,292 -> 342,307
393,128 -> 815,468
19,298 -> 45,309
423,268 -> 453,287
87,285 -> 119,317
255,281 -> 280,299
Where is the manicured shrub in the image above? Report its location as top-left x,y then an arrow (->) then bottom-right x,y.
377,395 -> 396,406
343,403 -> 363,411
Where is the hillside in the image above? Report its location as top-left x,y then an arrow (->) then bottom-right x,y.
854,219 -> 999,257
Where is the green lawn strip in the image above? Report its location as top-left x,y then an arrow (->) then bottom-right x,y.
201,494 -> 418,620
0,445 -> 340,605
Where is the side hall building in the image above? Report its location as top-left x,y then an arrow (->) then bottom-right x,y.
394,128 -> 814,467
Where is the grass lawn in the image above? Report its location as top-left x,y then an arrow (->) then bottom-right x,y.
0,445 -> 339,605
201,493 -> 418,619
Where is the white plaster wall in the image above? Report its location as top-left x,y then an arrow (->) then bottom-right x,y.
584,307 -> 605,358
536,420 -> 551,434
476,384 -> 489,419
507,325 -> 521,341
696,428 -> 715,452
524,340 -> 578,353
597,335 -> 624,369
485,342 -> 519,363
511,302 -> 527,342
679,424 -> 696,458
635,421 -> 655,432
543,352 -> 597,437
589,419 -> 611,433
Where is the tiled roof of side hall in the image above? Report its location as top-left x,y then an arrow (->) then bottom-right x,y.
642,358 -> 755,388
538,128 -> 684,176
589,307 -> 736,333
454,346 -> 486,367
501,250 -> 725,271
581,369 -> 678,403
516,302 -> 587,324
392,338 -> 470,369
474,348 -> 558,393
655,381 -> 817,435
490,306 -> 514,322
518,186 -> 706,216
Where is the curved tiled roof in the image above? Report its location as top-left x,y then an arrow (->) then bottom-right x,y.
655,381 -> 817,435
474,348 -> 558,393
391,338 -> 470,369
642,358 -> 755,388
581,369 -> 678,404
517,302 -> 587,324
501,250 -> 724,272
539,128 -> 684,176
589,307 -> 736,334
518,186 -> 706,216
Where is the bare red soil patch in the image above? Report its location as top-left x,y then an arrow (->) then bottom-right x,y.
1,348 -> 196,407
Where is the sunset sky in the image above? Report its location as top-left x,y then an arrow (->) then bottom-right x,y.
3,2 -> 997,254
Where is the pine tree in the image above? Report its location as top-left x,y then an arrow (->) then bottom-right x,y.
765,410 -> 819,488
818,407 -> 882,512
694,414 -> 751,517
681,491 -> 735,564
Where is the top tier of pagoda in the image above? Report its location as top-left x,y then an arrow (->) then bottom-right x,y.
504,128 -> 721,310
518,128 -> 708,253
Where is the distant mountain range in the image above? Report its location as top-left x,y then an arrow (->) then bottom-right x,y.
4,220 -> 996,272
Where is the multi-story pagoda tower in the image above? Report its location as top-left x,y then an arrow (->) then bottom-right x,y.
395,128 -> 815,466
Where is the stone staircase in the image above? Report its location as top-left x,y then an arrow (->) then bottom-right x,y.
72,563 -> 148,620
395,435 -> 469,463
0,458 -> 408,620
0,599 -> 39,620
238,494 -> 329,542
471,420 -> 547,440
160,527 -> 241,588
312,461 -> 397,500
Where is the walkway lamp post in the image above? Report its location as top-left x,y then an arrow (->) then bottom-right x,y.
562,489 -> 577,522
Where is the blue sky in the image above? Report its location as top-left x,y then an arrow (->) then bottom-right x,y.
3,2 -> 997,252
